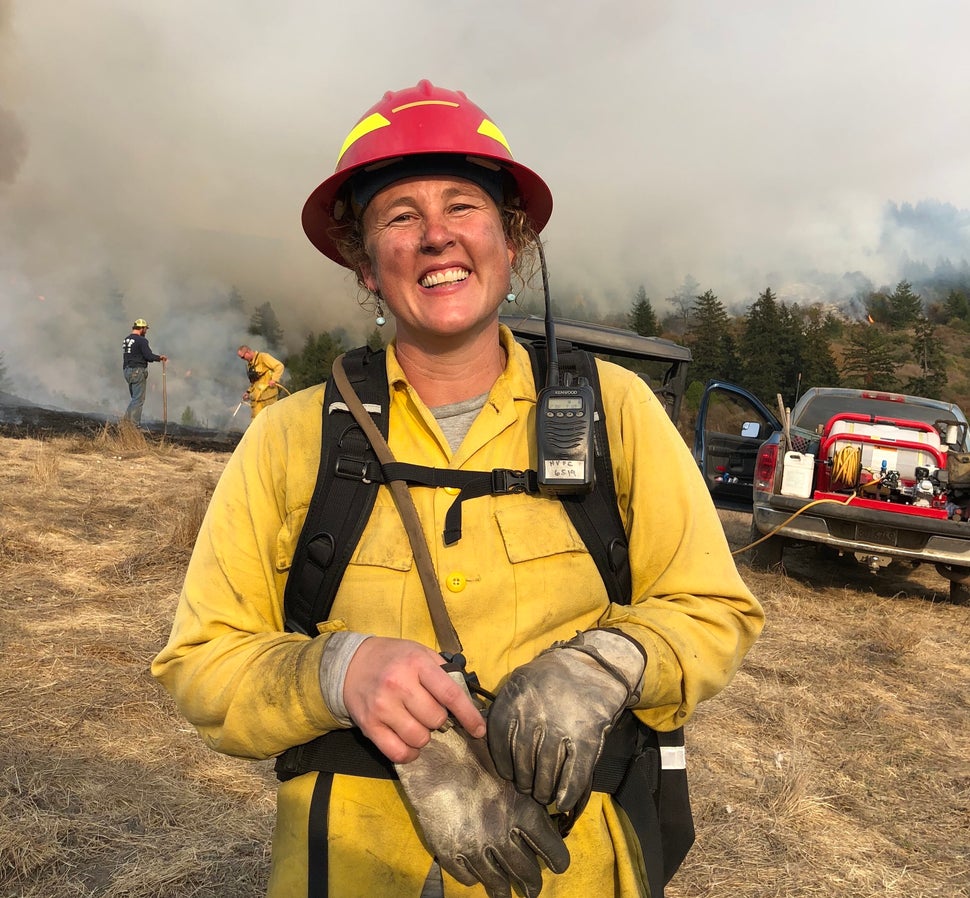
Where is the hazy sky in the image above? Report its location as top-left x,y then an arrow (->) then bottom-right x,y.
2,1 -> 969,420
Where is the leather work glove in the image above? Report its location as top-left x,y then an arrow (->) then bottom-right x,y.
395,671 -> 569,898
487,629 -> 646,819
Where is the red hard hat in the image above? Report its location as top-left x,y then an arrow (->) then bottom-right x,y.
302,80 -> 553,267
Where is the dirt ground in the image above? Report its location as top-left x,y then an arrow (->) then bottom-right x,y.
0,427 -> 967,897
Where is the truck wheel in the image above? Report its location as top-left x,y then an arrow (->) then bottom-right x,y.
747,519 -> 785,569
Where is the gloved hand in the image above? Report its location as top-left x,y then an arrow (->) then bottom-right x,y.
487,629 -> 646,818
395,671 -> 569,898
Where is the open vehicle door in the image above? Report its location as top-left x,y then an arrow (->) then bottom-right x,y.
694,381 -> 781,511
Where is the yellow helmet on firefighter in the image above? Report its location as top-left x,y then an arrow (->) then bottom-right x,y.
133,318 -> 149,329
302,80 -> 553,267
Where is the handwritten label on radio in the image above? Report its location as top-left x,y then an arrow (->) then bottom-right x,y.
543,459 -> 586,479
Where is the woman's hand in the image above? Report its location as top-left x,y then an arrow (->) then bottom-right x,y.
343,636 -> 486,762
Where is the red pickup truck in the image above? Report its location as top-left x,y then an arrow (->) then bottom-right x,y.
694,384 -> 970,604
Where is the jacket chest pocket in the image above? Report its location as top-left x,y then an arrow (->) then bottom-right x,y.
494,501 -> 587,562
493,500 -> 607,635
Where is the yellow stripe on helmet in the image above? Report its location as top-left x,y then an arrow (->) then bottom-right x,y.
336,113 -> 391,164
476,118 -> 511,154
391,99 -> 460,113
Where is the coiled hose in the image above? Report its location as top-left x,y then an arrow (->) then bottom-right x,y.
830,444 -> 862,490
731,444 -> 864,556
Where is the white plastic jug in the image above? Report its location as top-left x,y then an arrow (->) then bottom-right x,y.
780,452 -> 815,498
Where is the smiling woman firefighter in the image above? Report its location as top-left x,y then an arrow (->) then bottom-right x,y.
152,81 -> 764,898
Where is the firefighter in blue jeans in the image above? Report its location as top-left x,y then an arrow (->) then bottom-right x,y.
122,318 -> 167,425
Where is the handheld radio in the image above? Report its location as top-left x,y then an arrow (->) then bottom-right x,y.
533,241 -> 595,497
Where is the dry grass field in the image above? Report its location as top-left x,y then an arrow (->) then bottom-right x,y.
1,426 -> 967,897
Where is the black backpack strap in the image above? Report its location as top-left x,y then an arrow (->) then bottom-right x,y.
609,719 -> 693,897
282,346 -> 388,635
525,339 -> 692,896
656,727 -> 694,885
524,340 -> 632,607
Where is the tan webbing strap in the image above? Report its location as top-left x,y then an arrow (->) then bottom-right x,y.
331,354 -> 463,656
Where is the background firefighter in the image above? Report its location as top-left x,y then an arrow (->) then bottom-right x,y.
153,81 -> 764,898
237,345 -> 285,419
122,318 -> 167,426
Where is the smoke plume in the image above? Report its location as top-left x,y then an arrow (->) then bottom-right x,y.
1,1 -> 969,421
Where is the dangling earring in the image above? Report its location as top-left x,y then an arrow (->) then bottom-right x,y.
375,294 -> 387,327
505,291 -> 517,303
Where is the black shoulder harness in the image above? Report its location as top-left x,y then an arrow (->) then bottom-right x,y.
282,340 -> 631,633
283,345 -> 389,635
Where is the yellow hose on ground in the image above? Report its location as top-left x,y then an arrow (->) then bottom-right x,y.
732,492 -> 858,556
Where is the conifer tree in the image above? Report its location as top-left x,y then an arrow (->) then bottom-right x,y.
776,303 -> 810,403
904,316 -> 948,399
629,285 -> 659,336
285,330 -> 348,391
943,289 -> 970,323
248,301 -> 285,349
687,289 -> 738,385
840,323 -> 899,389
886,280 -> 923,329
799,307 -> 840,392
738,288 -> 784,399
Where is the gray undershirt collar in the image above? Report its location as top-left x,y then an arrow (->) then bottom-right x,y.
431,391 -> 489,452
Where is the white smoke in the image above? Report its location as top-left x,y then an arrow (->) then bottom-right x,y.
2,1 -> 970,419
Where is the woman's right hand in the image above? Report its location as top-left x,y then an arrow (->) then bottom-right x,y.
343,636 -> 486,763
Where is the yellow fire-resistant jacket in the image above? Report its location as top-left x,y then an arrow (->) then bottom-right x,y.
152,326 -> 764,898
247,350 -> 285,417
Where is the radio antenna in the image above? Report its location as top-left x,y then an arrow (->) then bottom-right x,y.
536,238 -> 559,388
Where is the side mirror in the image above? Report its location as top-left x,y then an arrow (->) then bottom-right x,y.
741,421 -> 762,439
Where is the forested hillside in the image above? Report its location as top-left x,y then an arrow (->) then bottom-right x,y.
147,269 -> 970,432
273,277 -> 970,417
638,279 -> 970,417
